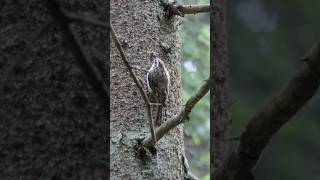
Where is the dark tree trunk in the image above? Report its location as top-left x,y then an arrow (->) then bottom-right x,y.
0,0 -> 108,179
211,0 -> 232,176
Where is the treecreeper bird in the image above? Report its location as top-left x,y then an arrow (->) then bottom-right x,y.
146,54 -> 170,126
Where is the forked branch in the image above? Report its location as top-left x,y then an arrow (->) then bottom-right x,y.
45,0 -> 108,106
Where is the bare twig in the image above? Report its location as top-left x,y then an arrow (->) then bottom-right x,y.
45,0 -> 108,106
215,42 -> 320,180
110,22 -> 156,146
142,78 -> 210,147
160,0 -> 210,17
171,4 -> 210,15
62,10 -> 109,29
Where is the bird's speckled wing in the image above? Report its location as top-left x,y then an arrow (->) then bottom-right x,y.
147,68 -> 158,94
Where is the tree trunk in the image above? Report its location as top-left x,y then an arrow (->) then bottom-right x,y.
0,0 -> 108,179
211,0 -> 232,176
110,0 -> 184,179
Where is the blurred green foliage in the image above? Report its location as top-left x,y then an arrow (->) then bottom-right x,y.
228,0 -> 320,179
179,0 -> 319,179
179,0 -> 210,179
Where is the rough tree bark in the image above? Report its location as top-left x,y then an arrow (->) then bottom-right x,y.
0,0 -> 108,179
110,0 -> 185,179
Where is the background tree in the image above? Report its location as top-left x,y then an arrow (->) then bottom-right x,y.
212,0 -> 320,179
0,0 -> 108,179
228,0 -> 320,179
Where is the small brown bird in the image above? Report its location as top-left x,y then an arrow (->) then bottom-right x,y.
146,55 -> 170,126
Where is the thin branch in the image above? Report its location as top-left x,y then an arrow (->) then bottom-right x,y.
45,0 -> 108,106
62,10 -> 109,29
171,4 -> 210,15
215,42 -> 320,180
142,78 -> 210,147
110,22 -> 157,146
160,0 -> 210,17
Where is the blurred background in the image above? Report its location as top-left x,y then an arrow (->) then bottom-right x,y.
179,0 -> 210,179
180,0 -> 320,179
228,0 -> 320,179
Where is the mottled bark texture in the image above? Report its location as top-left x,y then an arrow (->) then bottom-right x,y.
110,0 -> 184,179
0,0 -> 108,179
211,0 -> 232,175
